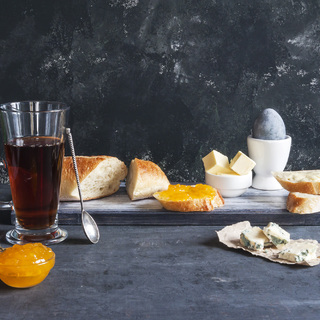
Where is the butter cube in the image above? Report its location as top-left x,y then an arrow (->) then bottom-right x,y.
230,151 -> 256,175
202,150 -> 236,175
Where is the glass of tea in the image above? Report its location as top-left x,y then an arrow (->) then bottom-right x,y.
0,101 -> 70,245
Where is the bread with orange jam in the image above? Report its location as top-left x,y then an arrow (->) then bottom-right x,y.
153,184 -> 224,212
126,158 -> 170,200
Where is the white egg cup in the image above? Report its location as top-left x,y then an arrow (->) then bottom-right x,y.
247,135 -> 291,190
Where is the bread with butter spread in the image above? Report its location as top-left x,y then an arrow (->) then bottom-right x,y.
60,156 -> 127,201
126,158 -> 170,200
272,170 -> 320,194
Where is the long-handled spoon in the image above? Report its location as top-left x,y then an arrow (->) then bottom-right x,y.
66,128 -> 100,244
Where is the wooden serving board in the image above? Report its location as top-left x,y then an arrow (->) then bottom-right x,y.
55,184 -> 320,226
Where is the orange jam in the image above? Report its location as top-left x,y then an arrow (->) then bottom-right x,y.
156,184 -> 217,201
0,243 -> 55,288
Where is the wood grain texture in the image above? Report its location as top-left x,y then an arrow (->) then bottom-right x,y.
54,185 -> 320,226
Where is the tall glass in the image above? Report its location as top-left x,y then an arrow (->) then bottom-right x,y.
0,101 -> 69,245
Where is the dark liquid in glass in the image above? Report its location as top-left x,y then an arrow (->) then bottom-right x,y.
5,136 -> 64,230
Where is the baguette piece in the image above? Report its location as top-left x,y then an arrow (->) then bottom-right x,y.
153,184 -> 224,212
287,192 -> 320,214
126,158 -> 170,200
60,156 -> 127,201
272,170 -> 320,194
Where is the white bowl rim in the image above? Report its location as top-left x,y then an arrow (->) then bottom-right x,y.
205,171 -> 252,179
247,134 -> 291,143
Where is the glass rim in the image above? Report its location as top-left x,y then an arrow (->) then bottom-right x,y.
0,101 -> 70,113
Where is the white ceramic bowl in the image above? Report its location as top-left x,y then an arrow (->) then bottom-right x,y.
205,171 -> 252,197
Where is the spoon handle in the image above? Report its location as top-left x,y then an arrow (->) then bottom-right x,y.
66,128 -> 84,211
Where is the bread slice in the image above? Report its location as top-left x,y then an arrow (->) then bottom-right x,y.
153,184 -> 224,212
272,170 -> 320,194
287,192 -> 320,214
126,158 -> 170,200
60,156 -> 127,201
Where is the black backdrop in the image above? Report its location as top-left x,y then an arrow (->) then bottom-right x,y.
1,0 -> 320,182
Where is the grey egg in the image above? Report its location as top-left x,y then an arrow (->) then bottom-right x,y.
252,108 -> 286,140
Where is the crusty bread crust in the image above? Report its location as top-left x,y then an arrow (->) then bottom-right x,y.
272,170 -> 320,194
287,192 -> 320,214
126,158 -> 170,200
60,156 -> 127,201
153,187 -> 224,212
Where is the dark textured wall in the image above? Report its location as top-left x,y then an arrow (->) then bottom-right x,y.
1,0 -> 320,182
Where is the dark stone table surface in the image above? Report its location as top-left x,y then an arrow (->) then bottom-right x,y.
0,224 -> 319,320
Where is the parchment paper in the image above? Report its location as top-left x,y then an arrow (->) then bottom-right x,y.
216,221 -> 320,266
